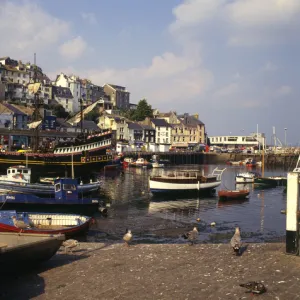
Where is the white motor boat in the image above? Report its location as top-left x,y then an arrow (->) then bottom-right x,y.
235,172 -> 256,183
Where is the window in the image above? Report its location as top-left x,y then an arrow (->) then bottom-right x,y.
194,136 -> 196,141
18,73 -> 20,77
190,137 -> 192,141
55,183 -> 61,192
183,137 -> 185,142
158,138 -> 160,143
174,136 -> 176,141
157,127 -> 160,131
224,137 -> 226,141
166,132 -> 168,137
166,138 -> 168,143
63,184 -> 76,191
158,132 -> 160,136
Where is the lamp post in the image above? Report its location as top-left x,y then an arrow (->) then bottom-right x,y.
284,128 -> 287,148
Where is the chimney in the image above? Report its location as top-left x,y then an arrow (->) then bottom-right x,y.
193,113 -> 199,120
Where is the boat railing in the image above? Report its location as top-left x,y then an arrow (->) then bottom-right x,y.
210,167 -> 226,181
150,170 -> 199,179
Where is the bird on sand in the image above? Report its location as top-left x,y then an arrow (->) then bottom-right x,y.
123,229 -> 133,247
11,216 -> 30,229
182,227 -> 198,245
62,239 -> 79,254
239,281 -> 266,295
230,227 -> 242,256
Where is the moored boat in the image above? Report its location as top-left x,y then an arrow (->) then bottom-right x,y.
152,161 -> 164,168
149,167 -> 226,194
218,189 -> 250,200
227,161 -> 242,166
0,178 -> 102,214
0,232 -> 65,269
0,210 -> 93,238
254,176 -> 287,187
122,157 -> 134,168
130,158 -> 152,168
0,166 -> 101,195
235,172 -> 259,183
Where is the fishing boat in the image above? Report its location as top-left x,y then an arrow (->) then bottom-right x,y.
0,166 -> 101,195
149,167 -> 226,194
0,210 -> 93,238
254,176 -> 287,187
152,161 -> 164,168
218,189 -> 250,200
0,232 -> 65,269
235,172 -> 259,183
122,157 -> 134,168
0,178 -> 102,214
129,158 -> 152,168
226,161 -> 242,166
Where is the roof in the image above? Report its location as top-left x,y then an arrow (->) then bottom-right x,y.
106,84 -> 127,92
3,65 -> 27,74
128,122 -> 143,130
52,86 -> 73,99
75,120 -> 99,131
0,57 -> 9,61
1,103 -> 26,115
11,104 -> 34,116
140,124 -> 155,131
178,114 -> 204,126
151,118 -> 171,127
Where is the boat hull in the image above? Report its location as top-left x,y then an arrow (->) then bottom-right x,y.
0,211 -> 93,238
235,176 -> 254,183
0,232 -> 65,270
218,190 -> 249,200
254,177 -> 287,187
149,180 -> 221,193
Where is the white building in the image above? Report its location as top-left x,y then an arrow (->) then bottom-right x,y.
209,134 -> 266,148
54,73 -> 82,113
151,118 -> 172,152
52,86 -> 73,113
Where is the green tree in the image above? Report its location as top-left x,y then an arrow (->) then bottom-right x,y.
51,104 -> 69,118
133,98 -> 153,121
85,110 -> 100,122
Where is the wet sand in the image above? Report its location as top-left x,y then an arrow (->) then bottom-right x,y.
1,241 -> 300,300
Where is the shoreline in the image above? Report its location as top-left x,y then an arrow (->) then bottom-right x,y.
1,241 -> 300,299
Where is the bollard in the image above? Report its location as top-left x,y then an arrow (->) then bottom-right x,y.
286,172 -> 299,255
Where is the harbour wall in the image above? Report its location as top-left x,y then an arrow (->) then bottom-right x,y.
123,152 -> 299,167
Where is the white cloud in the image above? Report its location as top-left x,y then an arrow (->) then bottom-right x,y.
277,85 -> 292,96
59,36 -> 88,60
213,83 -> 239,98
0,2 -> 70,59
262,62 -> 278,72
169,0 -> 300,46
81,12 -> 97,25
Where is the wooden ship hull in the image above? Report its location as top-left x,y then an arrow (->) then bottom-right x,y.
218,189 -> 250,200
0,232 -> 65,270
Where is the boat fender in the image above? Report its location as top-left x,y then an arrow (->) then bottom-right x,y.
99,207 -> 108,216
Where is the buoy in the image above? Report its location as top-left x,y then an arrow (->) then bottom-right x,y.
142,191 -> 145,195
210,222 -> 216,227
280,210 -> 286,214
196,218 -> 201,222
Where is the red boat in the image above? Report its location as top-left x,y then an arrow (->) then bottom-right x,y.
0,211 -> 93,238
218,189 -> 250,200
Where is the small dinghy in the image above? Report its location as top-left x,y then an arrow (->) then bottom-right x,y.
0,211 -> 93,238
218,189 -> 250,200
0,232 -> 65,270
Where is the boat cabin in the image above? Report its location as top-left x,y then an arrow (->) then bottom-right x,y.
4,166 -> 31,183
54,178 -> 78,201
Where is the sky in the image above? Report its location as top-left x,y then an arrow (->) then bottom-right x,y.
0,0 -> 299,144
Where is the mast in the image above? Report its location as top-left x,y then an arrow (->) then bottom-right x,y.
262,137 -> 265,177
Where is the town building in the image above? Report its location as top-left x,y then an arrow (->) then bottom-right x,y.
103,84 -> 130,110
209,134 -> 265,149
98,114 -> 129,142
127,122 -> 143,142
51,86 -> 73,113
150,118 -> 172,152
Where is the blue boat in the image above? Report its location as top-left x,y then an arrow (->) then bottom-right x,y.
0,178 -> 102,215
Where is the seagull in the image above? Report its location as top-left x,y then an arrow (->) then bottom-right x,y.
239,281 -> 266,295
123,229 -> 133,247
230,227 -> 242,256
62,239 -> 79,254
11,216 -> 30,229
182,227 -> 198,246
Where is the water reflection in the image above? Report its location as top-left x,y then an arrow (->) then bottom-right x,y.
94,164 -> 287,243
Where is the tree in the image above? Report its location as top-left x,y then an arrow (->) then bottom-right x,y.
51,104 -> 69,118
133,98 -> 153,121
85,110 -> 100,122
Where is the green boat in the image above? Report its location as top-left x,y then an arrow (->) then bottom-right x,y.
254,176 -> 287,187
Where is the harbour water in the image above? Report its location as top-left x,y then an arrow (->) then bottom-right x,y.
89,164 -> 288,244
